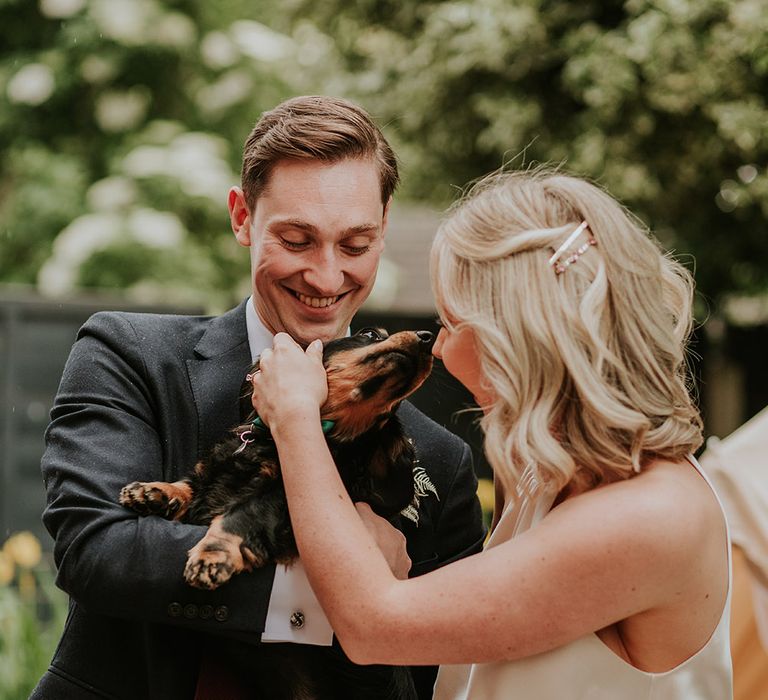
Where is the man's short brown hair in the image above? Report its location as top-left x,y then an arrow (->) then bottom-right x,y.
241,95 -> 399,211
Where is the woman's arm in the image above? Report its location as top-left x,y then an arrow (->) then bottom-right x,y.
253,334 -> 722,666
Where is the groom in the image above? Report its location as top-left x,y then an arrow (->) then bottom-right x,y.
32,95 -> 485,699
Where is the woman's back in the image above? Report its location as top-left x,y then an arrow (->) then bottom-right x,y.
433,456 -> 732,699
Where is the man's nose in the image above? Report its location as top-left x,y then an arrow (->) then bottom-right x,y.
303,252 -> 345,294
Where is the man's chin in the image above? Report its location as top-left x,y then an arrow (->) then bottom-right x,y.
286,319 -> 349,347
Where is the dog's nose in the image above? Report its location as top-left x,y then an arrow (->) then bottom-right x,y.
416,330 -> 435,348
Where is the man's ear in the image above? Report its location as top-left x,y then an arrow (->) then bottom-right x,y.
228,186 -> 252,247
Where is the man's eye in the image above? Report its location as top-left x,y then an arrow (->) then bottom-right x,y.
342,244 -> 370,256
341,234 -> 374,256
281,238 -> 308,250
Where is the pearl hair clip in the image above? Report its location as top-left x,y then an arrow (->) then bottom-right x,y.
548,221 -> 597,275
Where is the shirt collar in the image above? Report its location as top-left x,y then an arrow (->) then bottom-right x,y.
245,296 -> 275,362
245,295 -> 352,362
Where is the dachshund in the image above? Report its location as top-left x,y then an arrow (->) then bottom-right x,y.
119,327 -> 436,700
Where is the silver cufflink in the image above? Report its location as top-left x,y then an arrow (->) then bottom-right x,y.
289,610 -> 305,629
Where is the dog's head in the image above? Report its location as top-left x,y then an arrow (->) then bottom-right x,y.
241,328 -> 433,516
320,328 -> 434,442
246,328 -> 434,443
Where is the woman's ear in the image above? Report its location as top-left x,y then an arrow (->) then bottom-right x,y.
228,187 -> 252,247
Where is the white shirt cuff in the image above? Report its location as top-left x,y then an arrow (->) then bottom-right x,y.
261,560 -> 334,646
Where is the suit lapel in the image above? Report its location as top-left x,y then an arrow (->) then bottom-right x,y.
186,299 -> 252,460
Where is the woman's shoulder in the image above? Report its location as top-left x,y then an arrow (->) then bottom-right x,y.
546,457 -> 726,577
620,458 -> 725,538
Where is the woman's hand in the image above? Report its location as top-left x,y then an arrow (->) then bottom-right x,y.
250,333 -> 328,428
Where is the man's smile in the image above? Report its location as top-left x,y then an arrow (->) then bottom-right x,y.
290,289 -> 350,309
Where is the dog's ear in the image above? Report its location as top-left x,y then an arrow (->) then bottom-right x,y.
365,418 -> 415,517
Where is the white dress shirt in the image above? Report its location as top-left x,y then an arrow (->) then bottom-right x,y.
245,297 -> 334,646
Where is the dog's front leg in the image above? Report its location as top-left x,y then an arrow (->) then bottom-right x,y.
184,487 -> 298,589
184,514 -> 261,590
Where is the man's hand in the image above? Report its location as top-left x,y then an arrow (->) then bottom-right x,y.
355,502 -> 411,580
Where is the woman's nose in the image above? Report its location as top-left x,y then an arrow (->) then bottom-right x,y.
432,328 -> 445,358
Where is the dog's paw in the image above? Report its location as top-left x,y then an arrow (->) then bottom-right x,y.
119,481 -> 190,520
184,549 -> 237,590
184,526 -> 263,590
119,481 -> 161,515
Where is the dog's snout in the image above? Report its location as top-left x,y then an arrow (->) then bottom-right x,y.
416,330 -> 435,348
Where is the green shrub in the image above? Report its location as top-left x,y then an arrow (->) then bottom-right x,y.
0,533 -> 68,700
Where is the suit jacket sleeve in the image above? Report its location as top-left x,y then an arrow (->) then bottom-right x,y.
41,311 -> 274,638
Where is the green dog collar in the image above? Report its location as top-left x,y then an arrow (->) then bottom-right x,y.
250,415 -> 335,435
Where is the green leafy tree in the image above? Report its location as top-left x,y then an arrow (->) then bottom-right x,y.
4,0 -> 767,310
0,0 -> 296,310
283,0 -> 768,306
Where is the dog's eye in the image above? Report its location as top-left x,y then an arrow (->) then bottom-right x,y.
357,327 -> 385,341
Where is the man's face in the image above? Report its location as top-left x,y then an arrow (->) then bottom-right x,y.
229,158 -> 388,346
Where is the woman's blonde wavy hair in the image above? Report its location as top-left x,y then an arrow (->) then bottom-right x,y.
430,168 -> 703,494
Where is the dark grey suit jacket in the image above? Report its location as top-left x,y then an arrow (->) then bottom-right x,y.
31,300 -> 485,700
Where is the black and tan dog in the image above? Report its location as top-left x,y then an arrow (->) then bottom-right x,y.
119,327 -> 435,699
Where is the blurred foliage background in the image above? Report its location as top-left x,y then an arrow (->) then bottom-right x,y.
286,0 -> 768,314
1,0 -> 297,310
0,531 -> 67,700
1,0 -> 767,315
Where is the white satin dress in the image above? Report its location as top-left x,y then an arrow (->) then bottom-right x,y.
433,457 -> 733,700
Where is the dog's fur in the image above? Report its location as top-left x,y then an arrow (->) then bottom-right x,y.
119,328 -> 435,700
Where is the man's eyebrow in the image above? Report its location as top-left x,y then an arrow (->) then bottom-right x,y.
267,219 -> 317,233
342,223 -> 380,235
267,219 -> 380,235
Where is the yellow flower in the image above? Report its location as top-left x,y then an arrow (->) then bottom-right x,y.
0,550 -> 14,585
3,531 -> 42,569
476,477 -> 495,516
18,569 -> 37,601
